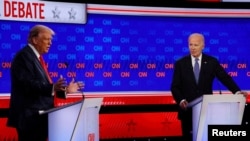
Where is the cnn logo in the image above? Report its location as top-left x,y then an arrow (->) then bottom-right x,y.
88,133 -> 95,141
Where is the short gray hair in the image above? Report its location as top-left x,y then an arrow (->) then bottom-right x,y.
28,25 -> 55,43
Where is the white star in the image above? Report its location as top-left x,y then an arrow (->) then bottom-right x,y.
52,7 -> 61,19
68,8 -> 76,20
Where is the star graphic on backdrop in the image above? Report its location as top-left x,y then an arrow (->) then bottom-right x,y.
68,8 -> 77,20
161,118 -> 173,130
126,119 -> 137,131
52,7 -> 61,19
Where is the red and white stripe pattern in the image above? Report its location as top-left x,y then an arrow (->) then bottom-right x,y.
87,3 -> 250,18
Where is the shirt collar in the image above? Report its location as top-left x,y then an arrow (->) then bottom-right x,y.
191,54 -> 202,61
28,43 -> 40,59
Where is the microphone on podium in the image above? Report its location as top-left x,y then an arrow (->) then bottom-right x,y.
64,63 -> 86,141
64,62 -> 69,69
216,79 -> 222,94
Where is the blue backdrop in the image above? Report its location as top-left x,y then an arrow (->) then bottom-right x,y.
0,13 -> 250,93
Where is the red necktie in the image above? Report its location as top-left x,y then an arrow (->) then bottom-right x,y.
39,56 -> 53,84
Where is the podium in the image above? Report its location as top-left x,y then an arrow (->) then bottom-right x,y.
188,94 -> 246,141
40,97 -> 103,141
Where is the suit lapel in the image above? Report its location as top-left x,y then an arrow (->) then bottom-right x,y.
185,56 -> 197,85
199,55 -> 209,86
36,57 -> 51,83
26,46 -> 50,83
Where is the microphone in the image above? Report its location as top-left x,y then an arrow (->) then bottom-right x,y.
216,78 -> 222,94
64,61 -> 85,141
64,62 -> 69,68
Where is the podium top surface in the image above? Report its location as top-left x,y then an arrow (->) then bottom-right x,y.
39,100 -> 83,115
187,94 -> 246,108
187,95 -> 203,108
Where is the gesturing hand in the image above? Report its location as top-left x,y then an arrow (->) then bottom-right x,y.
54,75 -> 67,91
66,78 -> 85,93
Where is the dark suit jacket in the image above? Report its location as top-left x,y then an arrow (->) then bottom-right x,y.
7,45 -> 62,130
171,53 -> 240,119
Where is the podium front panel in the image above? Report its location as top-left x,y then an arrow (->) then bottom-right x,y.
48,97 -> 103,141
49,102 -> 82,141
191,95 -> 246,141
72,107 -> 99,141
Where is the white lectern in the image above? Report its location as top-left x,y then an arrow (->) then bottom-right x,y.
188,94 -> 246,141
40,97 -> 103,141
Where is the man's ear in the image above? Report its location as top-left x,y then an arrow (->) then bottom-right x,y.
32,37 -> 38,45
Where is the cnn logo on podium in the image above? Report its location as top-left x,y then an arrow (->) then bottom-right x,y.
88,133 -> 95,141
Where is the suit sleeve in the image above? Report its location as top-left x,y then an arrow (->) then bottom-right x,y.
214,59 -> 241,94
170,61 -> 184,104
11,52 -> 54,97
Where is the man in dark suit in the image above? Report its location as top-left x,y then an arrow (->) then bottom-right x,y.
7,25 -> 84,141
170,33 -> 248,141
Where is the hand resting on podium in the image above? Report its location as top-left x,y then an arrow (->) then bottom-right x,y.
235,91 -> 248,98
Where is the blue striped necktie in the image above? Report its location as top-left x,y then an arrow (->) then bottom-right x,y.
194,58 -> 200,83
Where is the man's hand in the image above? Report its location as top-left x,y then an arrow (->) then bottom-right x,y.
54,75 -> 67,91
179,99 -> 188,110
66,78 -> 85,93
239,91 -> 248,98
